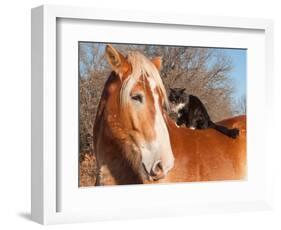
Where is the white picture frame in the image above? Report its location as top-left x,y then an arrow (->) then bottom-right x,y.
31,5 -> 274,225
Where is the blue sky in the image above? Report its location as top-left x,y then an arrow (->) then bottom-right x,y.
223,49 -> 247,101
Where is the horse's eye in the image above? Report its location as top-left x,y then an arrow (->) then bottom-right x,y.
131,94 -> 143,103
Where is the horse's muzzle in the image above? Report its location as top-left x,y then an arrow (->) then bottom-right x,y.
151,160 -> 165,180
144,160 -> 165,181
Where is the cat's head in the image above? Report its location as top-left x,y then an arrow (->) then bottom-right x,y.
169,88 -> 186,104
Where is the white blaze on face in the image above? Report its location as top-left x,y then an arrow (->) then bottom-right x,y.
141,77 -> 174,176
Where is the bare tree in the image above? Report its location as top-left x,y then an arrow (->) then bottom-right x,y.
233,94 -> 246,115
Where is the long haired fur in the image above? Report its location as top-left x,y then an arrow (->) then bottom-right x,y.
120,51 -> 169,109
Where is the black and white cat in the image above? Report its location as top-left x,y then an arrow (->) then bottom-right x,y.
169,88 -> 239,139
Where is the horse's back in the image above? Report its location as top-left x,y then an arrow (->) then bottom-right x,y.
164,115 -> 247,183
218,115 -> 246,131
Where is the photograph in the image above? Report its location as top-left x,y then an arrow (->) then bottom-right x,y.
27,3 -> 277,226
79,42 -> 247,186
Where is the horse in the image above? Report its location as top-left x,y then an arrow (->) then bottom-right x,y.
93,45 -> 246,185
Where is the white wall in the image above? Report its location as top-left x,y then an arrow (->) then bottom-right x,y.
0,0 -> 280,229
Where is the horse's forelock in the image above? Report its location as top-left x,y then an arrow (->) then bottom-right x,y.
119,51 -> 169,109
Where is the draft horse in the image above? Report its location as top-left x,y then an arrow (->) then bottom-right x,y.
93,45 -> 246,185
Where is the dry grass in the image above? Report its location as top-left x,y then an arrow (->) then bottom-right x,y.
79,152 -> 97,187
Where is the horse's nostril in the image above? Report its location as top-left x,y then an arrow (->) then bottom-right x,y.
150,160 -> 164,177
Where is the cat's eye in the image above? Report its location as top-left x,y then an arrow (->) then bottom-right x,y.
131,93 -> 144,103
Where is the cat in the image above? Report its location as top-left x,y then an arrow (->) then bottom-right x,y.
168,88 -> 240,139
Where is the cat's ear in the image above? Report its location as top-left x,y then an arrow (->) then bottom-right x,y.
180,88 -> 186,93
170,88 -> 175,92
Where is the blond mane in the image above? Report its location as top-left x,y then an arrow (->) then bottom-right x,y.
120,51 -> 169,109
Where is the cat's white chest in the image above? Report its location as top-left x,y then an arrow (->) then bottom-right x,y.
171,103 -> 185,113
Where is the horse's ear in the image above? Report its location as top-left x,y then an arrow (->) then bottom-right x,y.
105,44 -> 130,77
151,56 -> 162,71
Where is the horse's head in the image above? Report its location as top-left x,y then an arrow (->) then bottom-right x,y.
95,45 -> 174,182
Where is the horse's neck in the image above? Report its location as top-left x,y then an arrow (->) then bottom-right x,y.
165,114 -> 191,138
165,115 -> 194,154
96,129 -> 143,185
97,153 -> 143,185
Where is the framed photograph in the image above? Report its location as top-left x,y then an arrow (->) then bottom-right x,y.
31,5 -> 274,225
